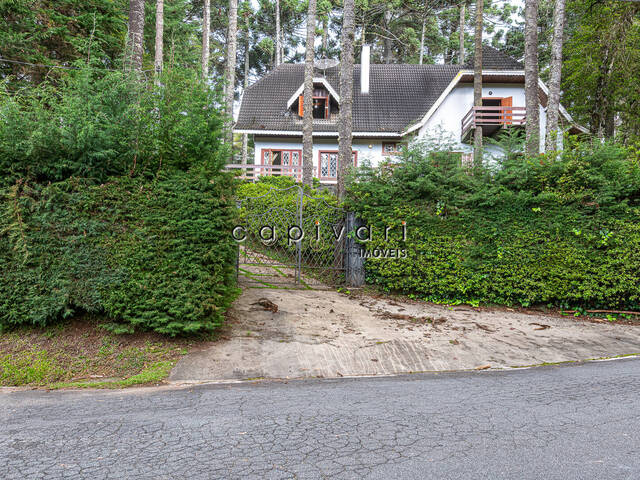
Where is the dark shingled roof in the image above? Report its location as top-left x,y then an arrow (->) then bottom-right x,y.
464,45 -> 523,70
236,47 -> 522,135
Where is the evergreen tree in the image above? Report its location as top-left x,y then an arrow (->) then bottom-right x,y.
302,0 -> 317,186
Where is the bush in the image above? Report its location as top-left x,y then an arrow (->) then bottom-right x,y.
0,66 -> 227,187
347,139 -> 640,310
0,172 -> 239,335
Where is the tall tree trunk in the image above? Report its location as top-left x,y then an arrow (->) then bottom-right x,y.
302,0 -> 317,186
275,0 -> 282,66
590,38 -> 617,138
591,49 -> 615,138
154,0 -> 164,83
337,0 -> 355,201
383,10 -> 392,64
127,0 -> 145,72
419,17 -> 426,65
225,0 -> 239,149
544,0 -> 565,152
459,2 -> 465,64
473,0 -> 483,165
202,0 -> 210,76
242,12 -> 250,166
524,0 -> 540,157
322,17 -> 329,58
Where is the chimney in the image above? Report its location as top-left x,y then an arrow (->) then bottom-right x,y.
361,44 -> 370,95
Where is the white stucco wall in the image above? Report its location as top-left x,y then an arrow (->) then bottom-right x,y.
247,83 -> 561,183
252,136 -> 395,182
418,83 -> 553,160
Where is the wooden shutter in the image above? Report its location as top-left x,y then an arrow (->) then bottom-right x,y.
298,95 -> 304,117
501,96 -> 513,124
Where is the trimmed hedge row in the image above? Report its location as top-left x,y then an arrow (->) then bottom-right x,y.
0,172 -> 239,335
347,140 -> 640,310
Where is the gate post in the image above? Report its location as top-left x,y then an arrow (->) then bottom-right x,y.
345,212 -> 365,287
296,186 -> 303,284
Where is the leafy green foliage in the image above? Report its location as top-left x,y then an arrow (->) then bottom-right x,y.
0,0 -> 127,83
0,173 -> 239,336
562,0 -> 640,141
347,140 -> 640,310
0,66 -> 227,187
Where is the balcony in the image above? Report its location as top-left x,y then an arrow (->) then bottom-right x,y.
461,106 -> 526,143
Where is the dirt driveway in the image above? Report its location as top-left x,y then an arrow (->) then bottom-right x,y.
169,288 -> 640,382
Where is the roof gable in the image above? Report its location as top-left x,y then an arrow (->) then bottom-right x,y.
236,64 -> 461,134
235,47 -> 524,135
285,77 -> 341,109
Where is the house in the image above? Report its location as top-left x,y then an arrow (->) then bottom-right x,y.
234,45 -> 586,183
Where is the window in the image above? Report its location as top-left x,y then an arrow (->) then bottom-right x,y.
261,149 -> 302,179
382,142 -> 404,155
297,86 -> 332,119
313,97 -> 328,119
318,151 -> 358,180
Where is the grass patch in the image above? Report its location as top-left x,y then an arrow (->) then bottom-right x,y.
0,316 -> 204,388
50,361 -> 176,389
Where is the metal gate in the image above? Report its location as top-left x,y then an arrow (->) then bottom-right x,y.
235,185 -> 347,288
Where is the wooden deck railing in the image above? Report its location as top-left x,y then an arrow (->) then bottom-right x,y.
224,164 -> 318,182
461,106 -> 526,140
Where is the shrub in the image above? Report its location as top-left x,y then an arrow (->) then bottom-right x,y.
0,172 -> 239,335
347,140 -> 640,310
0,66 -> 227,187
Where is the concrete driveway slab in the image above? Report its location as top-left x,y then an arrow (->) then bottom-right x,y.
169,288 -> 640,382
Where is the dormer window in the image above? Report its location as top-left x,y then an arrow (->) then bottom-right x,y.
297,88 -> 330,119
313,96 -> 328,119
288,78 -> 341,121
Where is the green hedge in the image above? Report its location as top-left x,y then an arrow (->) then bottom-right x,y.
347,140 -> 640,310
0,172 -> 239,335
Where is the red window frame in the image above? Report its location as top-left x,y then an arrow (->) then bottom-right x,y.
298,95 -> 330,119
260,148 -> 303,180
317,150 -> 358,180
382,142 -> 404,156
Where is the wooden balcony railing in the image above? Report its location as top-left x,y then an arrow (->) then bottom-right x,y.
225,164 -> 319,182
461,106 -> 526,142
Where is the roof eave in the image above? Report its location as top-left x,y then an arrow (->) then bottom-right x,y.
285,77 -> 341,110
234,129 -> 404,138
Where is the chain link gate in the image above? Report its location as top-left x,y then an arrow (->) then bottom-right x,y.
235,185 -> 348,288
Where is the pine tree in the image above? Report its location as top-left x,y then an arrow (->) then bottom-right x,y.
154,0 -> 164,82
242,6 -> 251,166
337,0 -> 355,200
545,0 -> 566,151
459,2 -> 466,64
127,0 -> 145,72
473,0 -> 483,165
275,0 -> 282,66
225,0 -> 239,148
302,0 -> 317,186
202,0 -> 210,77
524,0 -> 540,157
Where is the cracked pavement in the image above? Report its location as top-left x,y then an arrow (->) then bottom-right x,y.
3,358 -> 640,479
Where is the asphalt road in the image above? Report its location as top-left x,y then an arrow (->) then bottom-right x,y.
2,359 -> 640,479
